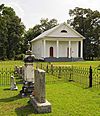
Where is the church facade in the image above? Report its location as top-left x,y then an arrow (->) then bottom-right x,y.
31,22 -> 85,61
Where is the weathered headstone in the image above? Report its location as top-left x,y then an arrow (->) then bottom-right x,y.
30,69 -> 51,113
10,76 -> 18,90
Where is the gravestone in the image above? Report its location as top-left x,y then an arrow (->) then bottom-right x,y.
30,69 -> 51,113
14,66 -> 24,79
10,76 -> 18,90
24,62 -> 34,82
20,41 -> 35,97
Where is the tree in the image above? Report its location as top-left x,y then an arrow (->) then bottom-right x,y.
24,18 -> 58,52
40,18 -> 58,31
0,4 -> 25,60
68,7 -> 100,59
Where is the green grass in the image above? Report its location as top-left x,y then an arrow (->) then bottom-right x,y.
47,61 -> 100,68
0,60 -> 100,69
0,74 -> 100,116
46,81 -> 100,116
0,61 -> 100,115
0,60 -> 24,70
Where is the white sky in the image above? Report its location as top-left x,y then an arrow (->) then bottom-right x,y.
0,0 -> 100,30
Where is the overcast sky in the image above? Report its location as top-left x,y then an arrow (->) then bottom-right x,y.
0,0 -> 100,29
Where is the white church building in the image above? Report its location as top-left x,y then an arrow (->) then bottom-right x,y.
31,22 -> 85,61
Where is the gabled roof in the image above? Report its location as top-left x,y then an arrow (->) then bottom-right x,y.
31,22 -> 85,42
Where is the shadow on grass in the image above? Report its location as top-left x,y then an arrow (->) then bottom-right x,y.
3,88 -> 10,90
0,94 -> 21,102
15,104 -> 34,116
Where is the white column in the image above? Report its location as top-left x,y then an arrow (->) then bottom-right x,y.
43,40 -> 46,57
57,40 -> 59,58
69,41 -> 71,58
81,40 -> 83,58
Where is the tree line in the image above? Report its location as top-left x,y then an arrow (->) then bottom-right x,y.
0,4 -> 100,60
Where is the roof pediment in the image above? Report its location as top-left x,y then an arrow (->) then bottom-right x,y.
31,22 -> 85,42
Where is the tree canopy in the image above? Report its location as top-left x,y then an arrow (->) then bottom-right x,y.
24,18 -> 58,52
68,7 -> 100,59
0,4 -> 25,60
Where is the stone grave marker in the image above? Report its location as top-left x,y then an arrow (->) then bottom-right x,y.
20,41 -> 35,97
10,76 -> 18,90
30,69 -> 51,113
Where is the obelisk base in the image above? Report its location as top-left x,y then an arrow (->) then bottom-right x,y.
30,96 -> 51,113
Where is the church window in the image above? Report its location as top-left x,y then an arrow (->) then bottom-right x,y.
61,30 -> 67,33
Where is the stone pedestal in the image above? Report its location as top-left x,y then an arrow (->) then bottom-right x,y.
30,69 -> 51,113
30,96 -> 51,113
20,62 -> 34,97
20,81 -> 34,97
20,41 -> 35,97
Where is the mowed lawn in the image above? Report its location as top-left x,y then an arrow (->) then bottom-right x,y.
47,61 -> 100,68
0,60 -> 100,68
0,61 -> 100,116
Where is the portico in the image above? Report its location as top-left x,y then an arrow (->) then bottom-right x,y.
43,39 -> 83,58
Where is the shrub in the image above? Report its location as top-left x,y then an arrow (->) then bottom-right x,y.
15,54 -> 25,60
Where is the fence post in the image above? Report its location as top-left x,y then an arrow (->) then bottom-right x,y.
58,67 -> 61,78
89,66 -> 92,88
51,64 -> 53,75
46,64 -> 48,73
36,63 -> 38,69
41,64 -> 42,69
69,67 -> 72,81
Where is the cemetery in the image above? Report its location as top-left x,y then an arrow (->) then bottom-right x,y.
0,43 -> 100,115
0,2 -> 100,116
